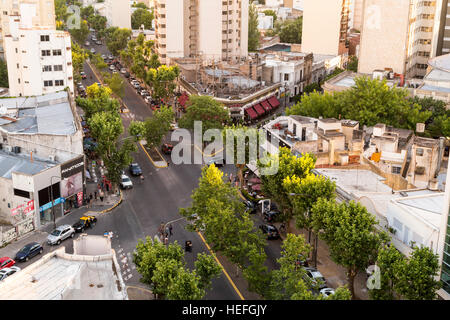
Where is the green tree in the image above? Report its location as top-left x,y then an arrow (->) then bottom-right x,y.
178,95 -> 230,132
103,72 -> 125,98
131,8 -> 153,30
248,3 -> 260,51
145,64 -> 180,101
91,53 -> 108,70
70,19 -> 90,43
105,27 -> 132,56
258,148 -> 316,228
347,56 -> 358,72
132,2 -> 148,9
263,9 -> 277,23
54,0 -> 69,27
81,5 -> 95,20
88,15 -> 107,37
166,268 -> 205,300
286,91 -> 341,119
303,83 -> 322,94
278,17 -> 303,44
311,199 -> 389,298
194,253 -> 222,291
0,58 -> 9,88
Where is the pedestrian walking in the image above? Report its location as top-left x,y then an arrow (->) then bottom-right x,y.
94,191 -> 97,200
100,181 -> 104,190
106,183 -> 109,192
86,197 -> 91,208
99,190 -> 104,202
168,224 -> 173,236
140,175 -> 145,183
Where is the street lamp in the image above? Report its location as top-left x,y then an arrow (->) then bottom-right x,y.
50,176 -> 61,230
288,192 -> 318,268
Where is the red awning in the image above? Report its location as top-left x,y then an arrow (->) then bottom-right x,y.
253,103 -> 266,116
178,93 -> 189,109
261,100 -> 272,111
268,96 -> 280,108
245,107 -> 258,120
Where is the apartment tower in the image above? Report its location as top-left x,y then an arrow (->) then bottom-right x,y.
154,0 -> 248,65
301,0 -> 351,56
437,158 -> 450,299
358,0 -> 438,78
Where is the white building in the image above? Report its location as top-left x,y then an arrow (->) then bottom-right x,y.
154,0 -> 248,65
258,13 -> 274,30
104,0 -> 131,29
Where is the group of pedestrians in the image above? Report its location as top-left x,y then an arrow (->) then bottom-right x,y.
158,222 -> 173,245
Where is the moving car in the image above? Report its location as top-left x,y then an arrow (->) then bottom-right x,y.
0,266 -> 20,281
259,224 -> 280,240
80,72 -> 87,79
161,143 -> 173,155
15,242 -> 43,262
47,225 -> 75,245
72,216 -> 97,233
129,163 -> 142,176
303,267 -> 327,290
0,257 -> 15,270
120,174 -> 133,189
320,288 -> 335,298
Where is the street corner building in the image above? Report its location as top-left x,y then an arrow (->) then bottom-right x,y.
0,91 -> 86,246
0,235 -> 127,300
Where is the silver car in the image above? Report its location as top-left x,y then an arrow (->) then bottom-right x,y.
0,266 -> 20,281
47,225 -> 75,245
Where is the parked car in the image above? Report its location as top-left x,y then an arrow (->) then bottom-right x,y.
259,224 -> 280,240
303,267 -> 327,289
320,288 -> 335,298
124,72 -> 130,78
101,54 -> 107,59
161,143 -> 173,155
0,266 -> 21,281
207,156 -> 224,167
120,174 -> 133,189
85,41 -> 90,46
108,54 -> 114,60
129,163 -> 142,176
132,82 -> 141,89
144,96 -> 152,104
96,40 -> 102,45
109,64 -> 115,71
80,72 -> 87,79
47,225 -> 75,245
140,90 -> 150,96
15,242 -> 43,262
72,216 -> 97,233
120,68 -> 127,74
91,36 -> 97,41
243,200 -> 257,214
0,257 -> 15,270
263,210 -> 280,223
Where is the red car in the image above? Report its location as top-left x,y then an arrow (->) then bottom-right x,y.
161,143 -> 173,155
0,257 -> 15,270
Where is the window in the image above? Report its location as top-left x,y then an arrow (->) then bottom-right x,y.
53,65 -> 63,71
416,148 -> 424,156
13,188 -> 30,198
16,63 -> 19,69
52,49 -> 61,56
284,73 -> 289,81
41,50 -> 51,56
55,80 -> 64,86
44,80 -> 53,87
40,35 -> 49,41
392,166 -> 401,174
43,65 -> 52,72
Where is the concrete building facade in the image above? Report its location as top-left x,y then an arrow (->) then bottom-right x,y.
104,0 -> 131,30
154,0 -> 248,65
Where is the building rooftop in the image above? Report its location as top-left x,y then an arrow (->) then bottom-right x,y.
261,43 -> 292,52
0,240 -> 127,300
414,136 -> 440,148
0,91 -> 76,135
0,150 -> 56,179
341,119 -> 359,127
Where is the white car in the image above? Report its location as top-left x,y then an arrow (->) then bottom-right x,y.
47,225 -> 75,245
120,174 -> 133,189
320,288 -> 335,298
120,68 -> 127,74
144,96 -> 152,104
109,65 -> 115,71
85,41 -> 90,46
304,267 -> 327,289
90,48 -> 96,54
0,266 -> 21,281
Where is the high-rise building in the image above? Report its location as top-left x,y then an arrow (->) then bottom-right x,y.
358,0 -> 437,78
0,0 -> 56,59
432,0 -> 450,57
2,0 -> 73,96
301,0 -> 351,56
104,0 -> 131,29
154,0 -> 248,65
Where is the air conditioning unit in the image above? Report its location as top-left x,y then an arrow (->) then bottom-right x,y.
49,155 -> 56,162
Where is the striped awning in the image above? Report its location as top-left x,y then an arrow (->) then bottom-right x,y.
268,96 -> 280,108
253,103 -> 266,116
261,100 -> 272,112
245,107 -> 258,120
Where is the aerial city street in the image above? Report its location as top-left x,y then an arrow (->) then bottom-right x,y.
0,0 -> 448,306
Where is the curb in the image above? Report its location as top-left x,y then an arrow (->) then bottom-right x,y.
194,144 -> 224,157
83,190 -> 123,216
140,143 -> 168,168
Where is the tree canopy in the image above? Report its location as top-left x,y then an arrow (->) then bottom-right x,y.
248,3 -> 260,51
0,59 -> 9,88
131,8 -> 153,30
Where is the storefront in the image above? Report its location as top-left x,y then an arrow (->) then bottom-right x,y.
38,183 -> 62,226
60,155 -> 85,214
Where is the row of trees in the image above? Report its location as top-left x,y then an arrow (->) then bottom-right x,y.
257,147 -> 442,299
287,76 -> 450,137
133,238 -> 221,299
76,84 -> 136,186
178,163 -> 352,299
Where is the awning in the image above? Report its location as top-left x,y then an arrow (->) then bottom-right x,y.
261,100 -> 272,112
245,107 -> 258,120
253,103 -> 266,116
268,96 -> 280,108
178,93 -> 189,109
